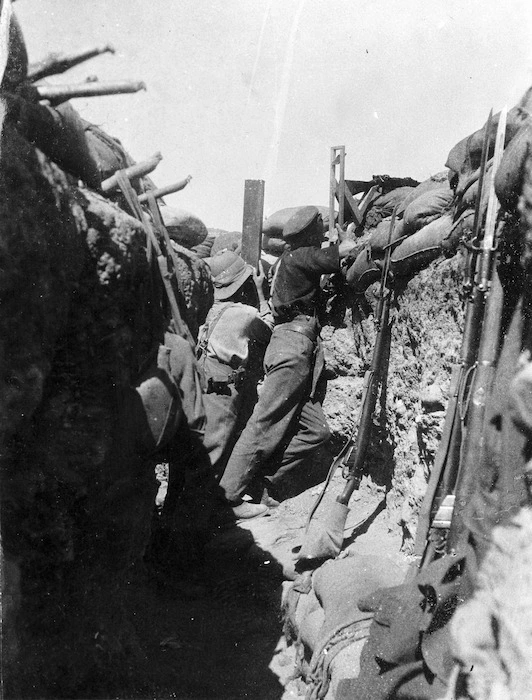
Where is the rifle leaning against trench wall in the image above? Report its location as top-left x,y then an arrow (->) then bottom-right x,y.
412,107 -> 508,572
297,206 -> 400,567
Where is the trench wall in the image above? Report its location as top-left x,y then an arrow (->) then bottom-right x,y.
321,253 -> 465,549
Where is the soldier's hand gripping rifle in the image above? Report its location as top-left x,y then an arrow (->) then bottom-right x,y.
297,206 -> 400,566
411,107 -> 508,572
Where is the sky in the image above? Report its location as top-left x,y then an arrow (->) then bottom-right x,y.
14,0 -> 532,231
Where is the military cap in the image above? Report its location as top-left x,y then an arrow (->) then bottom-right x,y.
205,250 -> 253,300
282,206 -> 322,240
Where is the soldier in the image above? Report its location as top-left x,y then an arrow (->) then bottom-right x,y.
198,250 -> 274,519
219,206 -> 358,518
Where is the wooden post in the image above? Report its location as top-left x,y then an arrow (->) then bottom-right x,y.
241,179 -> 265,270
330,146 -> 345,236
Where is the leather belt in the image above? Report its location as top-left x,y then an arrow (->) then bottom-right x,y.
276,316 -> 319,343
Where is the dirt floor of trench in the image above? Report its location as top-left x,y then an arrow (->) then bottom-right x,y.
122,471 -> 408,700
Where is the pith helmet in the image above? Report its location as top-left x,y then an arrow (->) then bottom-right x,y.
205,251 -> 253,300
282,206 -> 321,240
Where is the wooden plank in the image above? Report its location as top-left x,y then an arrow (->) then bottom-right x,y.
338,147 -> 345,228
335,181 -> 364,226
329,147 -> 337,237
241,179 -> 265,271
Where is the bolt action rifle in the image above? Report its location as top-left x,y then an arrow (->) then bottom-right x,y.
297,206 -> 400,564
412,107 -> 508,571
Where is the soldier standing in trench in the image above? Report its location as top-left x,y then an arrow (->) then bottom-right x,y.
219,206 -> 358,518
197,250 -> 274,520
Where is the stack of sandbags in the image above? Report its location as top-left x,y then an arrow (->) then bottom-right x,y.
345,174 -> 455,291
446,86 -> 532,198
363,186 -> 416,231
283,554 -> 405,700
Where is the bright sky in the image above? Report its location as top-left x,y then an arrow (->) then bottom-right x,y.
15,0 -> 532,231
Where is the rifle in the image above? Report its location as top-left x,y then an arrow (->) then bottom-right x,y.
410,111 -> 494,571
137,176 -> 192,203
37,79 -> 146,106
345,175 -> 420,196
28,45 -> 115,82
101,152 -> 162,192
412,107 -> 507,570
446,107 -> 508,552
297,206 -> 399,565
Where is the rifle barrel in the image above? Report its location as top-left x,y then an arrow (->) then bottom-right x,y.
137,176 -> 192,203
101,153 -> 163,192
37,80 -> 146,106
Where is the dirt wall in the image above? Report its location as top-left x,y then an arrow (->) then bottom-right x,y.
0,123 -> 212,698
321,253 -> 465,549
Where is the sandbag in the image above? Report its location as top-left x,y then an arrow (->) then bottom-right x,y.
402,187 -> 454,237
367,217 -> 405,253
192,234 -> 215,259
391,214 -> 453,278
345,245 -> 382,292
262,233 -> 287,257
83,121 -> 134,182
3,95 -> 101,189
398,171 -> 451,213
363,186 -> 416,230
160,206 -> 208,248
210,231 -> 242,255
446,86 -> 532,192
495,119 -> 532,211
262,205 -> 333,238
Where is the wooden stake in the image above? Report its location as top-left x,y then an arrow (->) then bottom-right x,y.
241,180 -> 265,270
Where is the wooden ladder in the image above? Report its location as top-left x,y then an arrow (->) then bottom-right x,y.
329,145 -> 382,233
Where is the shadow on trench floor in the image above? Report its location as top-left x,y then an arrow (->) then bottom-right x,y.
124,525 -> 290,700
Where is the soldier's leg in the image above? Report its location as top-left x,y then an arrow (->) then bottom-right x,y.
219,330 -> 314,504
200,356 -> 245,479
266,396 -> 331,499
